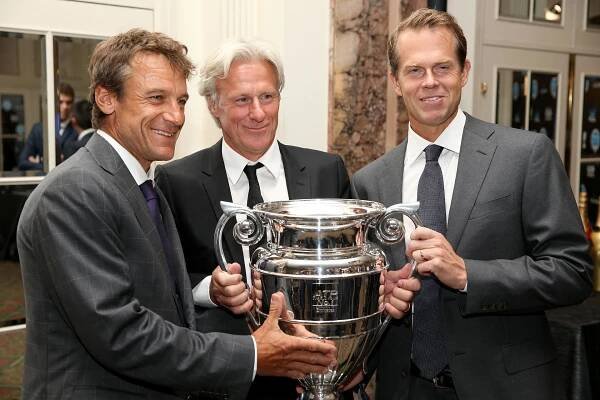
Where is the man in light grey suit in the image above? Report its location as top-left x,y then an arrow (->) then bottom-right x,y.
351,9 -> 592,400
17,29 -> 336,400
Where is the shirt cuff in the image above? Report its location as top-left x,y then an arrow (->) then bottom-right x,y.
460,280 -> 468,292
192,276 -> 218,307
250,336 -> 257,380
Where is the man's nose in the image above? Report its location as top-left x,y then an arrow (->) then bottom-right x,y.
164,100 -> 185,126
248,97 -> 266,121
422,69 -> 438,87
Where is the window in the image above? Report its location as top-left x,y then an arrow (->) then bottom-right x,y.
0,31 -> 100,181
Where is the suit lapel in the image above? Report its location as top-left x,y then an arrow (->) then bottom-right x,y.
446,115 -> 497,249
87,134 -> 186,324
87,135 -> 160,251
158,188 -> 195,327
280,142 -> 311,199
381,142 -> 408,268
200,140 -> 242,266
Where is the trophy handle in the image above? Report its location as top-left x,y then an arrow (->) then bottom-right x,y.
373,202 -> 422,276
213,201 -> 264,329
214,201 -> 264,271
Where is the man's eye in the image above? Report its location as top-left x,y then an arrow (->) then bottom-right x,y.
150,95 -> 163,101
178,98 -> 188,107
434,65 -> 450,73
408,68 -> 422,76
235,97 -> 250,105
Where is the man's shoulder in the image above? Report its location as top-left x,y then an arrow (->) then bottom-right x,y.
279,143 -> 342,164
41,150 -> 106,193
21,150 -> 107,217
157,142 -> 219,177
353,144 -> 403,181
465,114 -> 545,148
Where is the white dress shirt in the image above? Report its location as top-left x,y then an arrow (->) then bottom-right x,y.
193,139 -> 289,306
402,110 -> 467,291
78,128 -> 95,141
96,130 -> 153,184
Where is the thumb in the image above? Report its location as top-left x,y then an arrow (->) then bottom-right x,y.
227,263 -> 242,275
265,291 -> 285,328
398,262 -> 412,279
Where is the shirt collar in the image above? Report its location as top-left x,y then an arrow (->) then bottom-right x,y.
405,109 -> 465,166
96,129 -> 154,185
78,128 -> 95,141
222,139 -> 283,185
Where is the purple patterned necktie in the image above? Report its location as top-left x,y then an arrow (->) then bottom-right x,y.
412,144 -> 449,379
139,180 -> 184,319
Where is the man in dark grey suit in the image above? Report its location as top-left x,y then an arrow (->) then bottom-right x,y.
351,9 -> 593,400
17,29 -> 336,400
156,39 -> 352,400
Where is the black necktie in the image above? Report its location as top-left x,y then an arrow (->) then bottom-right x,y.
243,163 -> 264,208
139,180 -> 184,322
412,144 -> 449,379
243,163 -> 265,269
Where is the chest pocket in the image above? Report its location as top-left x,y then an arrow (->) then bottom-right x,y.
469,193 -> 513,220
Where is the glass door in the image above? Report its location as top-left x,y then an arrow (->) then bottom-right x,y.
570,55 -> 600,228
475,45 -> 569,159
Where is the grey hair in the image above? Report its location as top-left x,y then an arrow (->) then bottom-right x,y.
198,38 -> 285,105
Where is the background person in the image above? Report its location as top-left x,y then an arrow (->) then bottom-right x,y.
62,99 -> 94,160
18,82 -> 77,170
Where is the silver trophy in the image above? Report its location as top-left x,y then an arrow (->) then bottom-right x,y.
214,199 -> 421,400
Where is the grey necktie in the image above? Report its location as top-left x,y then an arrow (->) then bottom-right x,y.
412,144 -> 449,379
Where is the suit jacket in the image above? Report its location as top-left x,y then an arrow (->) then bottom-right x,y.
17,134 -> 254,400
156,139 -> 350,399
351,114 -> 593,400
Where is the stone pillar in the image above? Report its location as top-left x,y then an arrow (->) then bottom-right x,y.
329,0 -> 427,175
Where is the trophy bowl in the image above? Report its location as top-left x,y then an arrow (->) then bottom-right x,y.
214,199 -> 420,400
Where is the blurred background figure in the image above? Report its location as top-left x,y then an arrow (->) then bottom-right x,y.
62,99 -> 93,160
18,83 -> 76,170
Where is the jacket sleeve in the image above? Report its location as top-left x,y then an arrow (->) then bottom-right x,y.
464,134 -> 593,315
18,123 -> 44,171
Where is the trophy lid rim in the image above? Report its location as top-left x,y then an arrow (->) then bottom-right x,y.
252,198 -> 385,221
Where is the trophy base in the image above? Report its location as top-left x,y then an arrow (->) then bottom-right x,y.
307,389 -> 338,400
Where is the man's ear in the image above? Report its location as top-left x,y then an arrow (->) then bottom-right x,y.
207,98 -> 221,119
94,86 -> 117,116
389,71 -> 403,97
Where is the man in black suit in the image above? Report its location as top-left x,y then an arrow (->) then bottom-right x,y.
157,39 -> 357,400
63,99 -> 95,160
